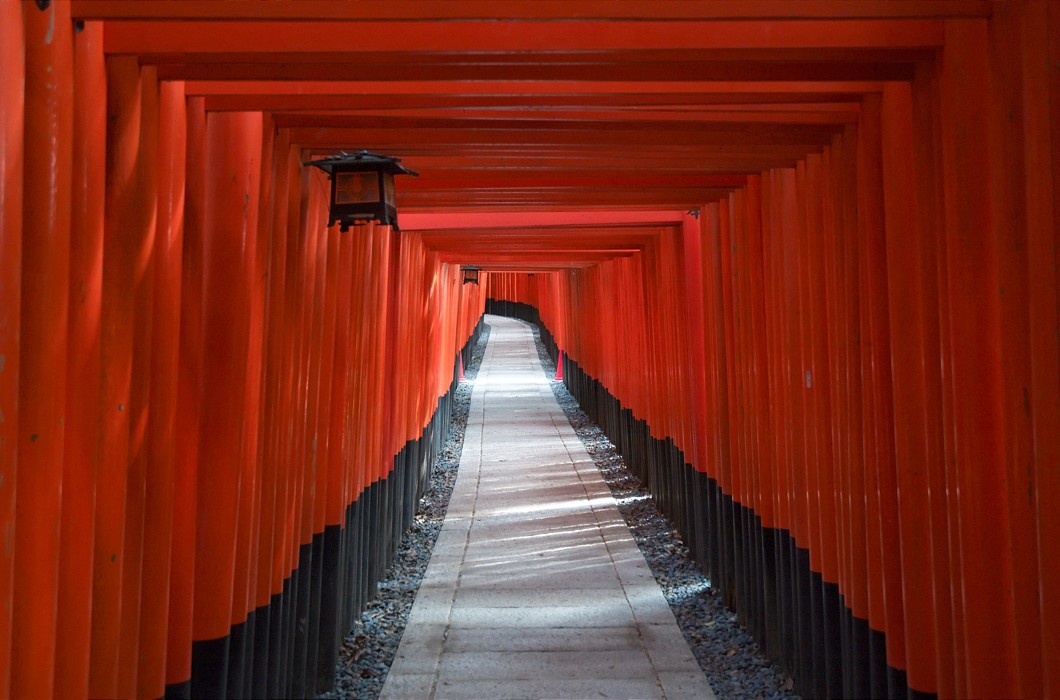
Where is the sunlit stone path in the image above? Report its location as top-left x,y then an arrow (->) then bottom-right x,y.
380,315 -> 715,700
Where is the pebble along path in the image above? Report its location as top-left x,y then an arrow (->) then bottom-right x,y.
321,316 -> 798,700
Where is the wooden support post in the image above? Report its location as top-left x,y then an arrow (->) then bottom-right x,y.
55,19 -> 105,700
116,61 -> 159,700
0,3 -> 24,692
880,80 -> 937,696
190,110 -> 263,698
938,19 -> 1018,698
13,2 -> 73,696
166,94 -> 207,696
137,78 -> 186,699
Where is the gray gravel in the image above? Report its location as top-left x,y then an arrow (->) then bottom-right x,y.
323,318 -> 797,700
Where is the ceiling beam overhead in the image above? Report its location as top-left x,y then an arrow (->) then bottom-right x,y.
67,0 -> 991,268
72,0 -> 991,22
104,19 -> 944,53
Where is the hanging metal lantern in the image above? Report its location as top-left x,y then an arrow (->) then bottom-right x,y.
305,150 -> 418,232
461,265 -> 481,285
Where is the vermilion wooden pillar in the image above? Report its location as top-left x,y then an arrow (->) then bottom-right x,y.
138,78 -> 186,699
386,230 -> 409,462
54,19 -> 106,700
1018,4 -> 1060,697
678,213 -> 712,475
378,223 -> 398,477
0,3 -> 24,696
191,110 -> 263,698
368,221 -> 392,513
267,143 -> 302,697
226,110 -> 266,697
758,170 -> 789,681
166,94 -> 206,695
907,60 -> 957,699
742,177 -> 776,539
700,202 -> 727,502
818,144 -> 850,695
277,154 -> 311,696
939,18 -> 1018,698
880,80 -> 938,695
832,125 -> 872,694
853,93 -> 894,695
255,127 -> 292,700
986,5 -> 1057,699
319,216 -> 355,690
240,117 -> 272,698
90,54 -> 140,698
13,2 -> 73,697
117,61 -> 159,700
806,151 -> 841,617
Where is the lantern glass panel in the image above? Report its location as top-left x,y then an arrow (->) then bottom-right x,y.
383,172 -> 395,202
334,171 -> 380,205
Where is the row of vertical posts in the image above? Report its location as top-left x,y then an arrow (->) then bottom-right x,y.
484,8 -> 1059,697
0,5 -> 487,697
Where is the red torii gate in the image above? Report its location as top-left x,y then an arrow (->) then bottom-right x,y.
0,2 -> 1056,699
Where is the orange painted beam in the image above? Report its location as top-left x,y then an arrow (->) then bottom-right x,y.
204,93 -> 865,112
284,126 -> 835,148
431,243 -> 648,255
154,60 -> 915,84
140,49 -> 932,66
187,79 -> 883,97
279,113 -> 841,135
398,190 -> 733,208
301,155 -> 822,178
421,231 -> 658,246
402,210 -> 683,230
104,20 -> 944,54
72,0 -> 990,21
352,151 -> 815,171
406,174 -> 746,189
433,252 -> 644,263
273,107 -> 860,125
404,203 -> 703,214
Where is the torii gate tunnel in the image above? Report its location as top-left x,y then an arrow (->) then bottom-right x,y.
1,1 -> 1058,698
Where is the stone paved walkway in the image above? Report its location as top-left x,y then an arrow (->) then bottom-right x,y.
380,315 -> 716,700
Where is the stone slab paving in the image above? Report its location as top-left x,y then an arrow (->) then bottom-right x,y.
380,315 -> 716,700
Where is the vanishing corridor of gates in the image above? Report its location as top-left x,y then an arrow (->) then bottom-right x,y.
381,315 -> 715,699
1,2 -> 1058,699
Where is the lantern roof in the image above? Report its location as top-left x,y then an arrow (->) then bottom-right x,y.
305,150 -> 419,177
